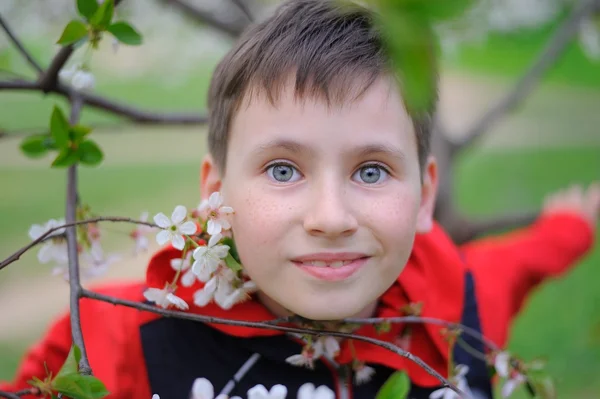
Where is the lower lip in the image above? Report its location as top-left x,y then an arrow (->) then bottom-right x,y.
293,258 -> 368,281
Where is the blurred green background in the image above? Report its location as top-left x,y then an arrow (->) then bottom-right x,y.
1,7 -> 600,398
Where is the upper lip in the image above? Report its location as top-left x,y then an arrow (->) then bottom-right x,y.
291,252 -> 369,262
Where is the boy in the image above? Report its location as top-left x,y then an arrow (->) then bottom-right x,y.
2,1 -> 598,398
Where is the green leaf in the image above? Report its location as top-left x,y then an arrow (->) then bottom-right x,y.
78,140 -> 104,166
70,125 -> 93,143
221,236 -> 240,263
52,374 -> 92,399
85,376 -> 110,398
224,252 -> 243,273
377,11 -> 437,115
107,22 -> 143,45
55,344 -> 82,379
20,135 -> 50,157
77,0 -> 99,20
376,371 -> 411,399
381,0 -> 474,22
52,148 -> 80,168
57,20 -> 89,45
90,0 -> 115,29
50,106 -> 70,149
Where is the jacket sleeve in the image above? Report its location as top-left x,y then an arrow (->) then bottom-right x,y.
0,312 -> 72,397
460,212 -> 596,348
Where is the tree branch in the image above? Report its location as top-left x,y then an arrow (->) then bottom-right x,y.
65,95 -> 92,375
37,46 -> 74,92
0,79 -> 207,125
0,216 -> 157,271
0,15 -> 43,75
81,289 -> 464,395
157,0 -> 248,38
0,392 -> 21,399
451,0 -> 600,153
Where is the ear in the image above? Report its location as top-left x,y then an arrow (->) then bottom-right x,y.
415,155 -> 438,234
200,153 -> 222,200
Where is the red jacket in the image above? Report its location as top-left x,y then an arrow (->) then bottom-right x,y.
1,213 -> 594,398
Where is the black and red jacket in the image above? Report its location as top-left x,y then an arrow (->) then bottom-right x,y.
1,213 -> 594,398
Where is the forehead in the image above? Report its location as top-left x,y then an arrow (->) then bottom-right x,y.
229,76 -> 416,153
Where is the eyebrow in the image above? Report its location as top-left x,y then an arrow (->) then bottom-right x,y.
253,139 -> 407,164
354,143 -> 407,163
254,139 -> 314,156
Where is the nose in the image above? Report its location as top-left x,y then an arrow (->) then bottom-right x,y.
303,182 -> 358,238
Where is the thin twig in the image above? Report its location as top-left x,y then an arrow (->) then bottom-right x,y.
0,216 -> 157,270
0,15 -> 43,75
81,289 -> 464,395
65,94 -> 92,375
0,391 -> 21,399
345,316 -> 500,352
452,0 -> 600,152
0,79 -> 207,125
157,0 -> 247,38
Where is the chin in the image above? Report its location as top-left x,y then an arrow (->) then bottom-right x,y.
287,300 -> 366,321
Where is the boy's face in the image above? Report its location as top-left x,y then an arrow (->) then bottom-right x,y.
201,77 -> 438,320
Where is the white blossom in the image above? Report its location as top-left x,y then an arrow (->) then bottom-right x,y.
198,192 -> 234,235
353,363 -> 376,385
193,265 -> 237,308
28,218 -> 69,265
144,286 -> 189,310
494,351 -> 511,378
501,372 -> 526,398
286,342 -> 324,369
152,395 -> 160,399
429,365 -> 472,399
192,233 -> 230,281
247,384 -> 287,399
59,64 -> 96,91
297,383 -> 335,399
171,252 -> 197,287
131,212 -> 153,255
154,205 -> 197,250
317,336 -> 340,359
220,280 -> 258,310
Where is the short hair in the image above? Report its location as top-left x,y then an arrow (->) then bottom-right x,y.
207,0 -> 437,174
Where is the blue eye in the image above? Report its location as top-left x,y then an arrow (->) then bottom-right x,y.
266,163 -> 302,183
352,164 -> 389,184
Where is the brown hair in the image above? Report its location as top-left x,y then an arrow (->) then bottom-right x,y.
207,0 -> 437,174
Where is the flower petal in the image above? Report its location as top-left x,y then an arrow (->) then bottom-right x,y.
313,385 -> 335,399
191,378 -> 214,399
208,192 -> 222,209
213,245 -> 230,259
153,213 -> 171,229
181,270 -> 196,287
208,233 -> 223,248
156,230 -> 171,246
28,224 -> 46,240
170,259 -> 184,271
171,234 -> 185,250
37,243 -> 54,263
494,352 -> 510,377
285,354 -> 308,367
166,293 -> 189,310
192,246 -> 208,260
171,205 -> 187,225
428,388 -> 448,399
207,219 -> 222,235
179,221 -> 197,235
220,206 -> 234,214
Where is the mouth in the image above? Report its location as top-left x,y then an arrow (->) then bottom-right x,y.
291,253 -> 370,281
